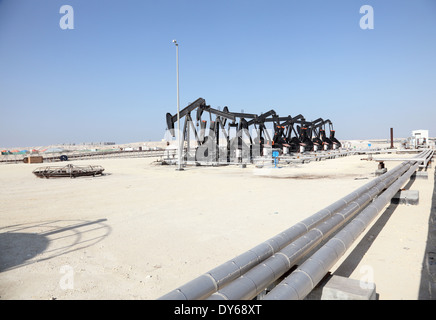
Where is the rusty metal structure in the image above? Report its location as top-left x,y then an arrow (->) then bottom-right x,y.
32,164 -> 104,178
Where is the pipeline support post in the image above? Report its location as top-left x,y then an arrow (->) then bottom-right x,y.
376,161 -> 387,176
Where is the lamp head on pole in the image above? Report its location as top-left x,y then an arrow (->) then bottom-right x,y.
172,39 -> 178,46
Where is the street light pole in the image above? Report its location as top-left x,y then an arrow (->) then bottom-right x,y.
172,39 -> 183,171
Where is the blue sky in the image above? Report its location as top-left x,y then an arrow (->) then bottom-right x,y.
1,0 -> 435,147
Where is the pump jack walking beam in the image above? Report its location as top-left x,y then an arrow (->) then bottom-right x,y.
165,97 -> 342,163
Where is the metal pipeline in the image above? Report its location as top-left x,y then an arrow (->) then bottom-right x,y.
159,150 -> 431,300
374,149 -> 433,168
207,161 -> 413,300
158,157 -> 415,300
263,161 -> 420,300
420,149 -> 434,167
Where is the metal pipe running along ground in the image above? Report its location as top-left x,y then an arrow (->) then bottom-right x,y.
263,154 -> 429,300
158,151 -> 430,300
206,161 -> 412,300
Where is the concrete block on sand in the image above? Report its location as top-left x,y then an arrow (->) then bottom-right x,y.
412,171 -> 428,179
375,168 -> 387,176
305,275 -> 376,300
391,190 -> 419,205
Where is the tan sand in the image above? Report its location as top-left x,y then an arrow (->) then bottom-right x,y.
0,149 -> 433,300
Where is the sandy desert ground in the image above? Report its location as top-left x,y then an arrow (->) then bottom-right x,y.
0,143 -> 435,300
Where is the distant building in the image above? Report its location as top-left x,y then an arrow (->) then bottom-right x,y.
411,130 -> 429,148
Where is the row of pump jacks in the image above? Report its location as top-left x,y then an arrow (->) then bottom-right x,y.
166,98 -> 342,164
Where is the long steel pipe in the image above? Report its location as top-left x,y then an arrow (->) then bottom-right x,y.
158,157 -> 416,300
159,150 -> 431,300
263,161 -> 421,300
207,161 -> 413,300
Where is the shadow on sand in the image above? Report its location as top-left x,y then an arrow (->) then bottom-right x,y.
0,219 -> 111,272
418,171 -> 436,300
